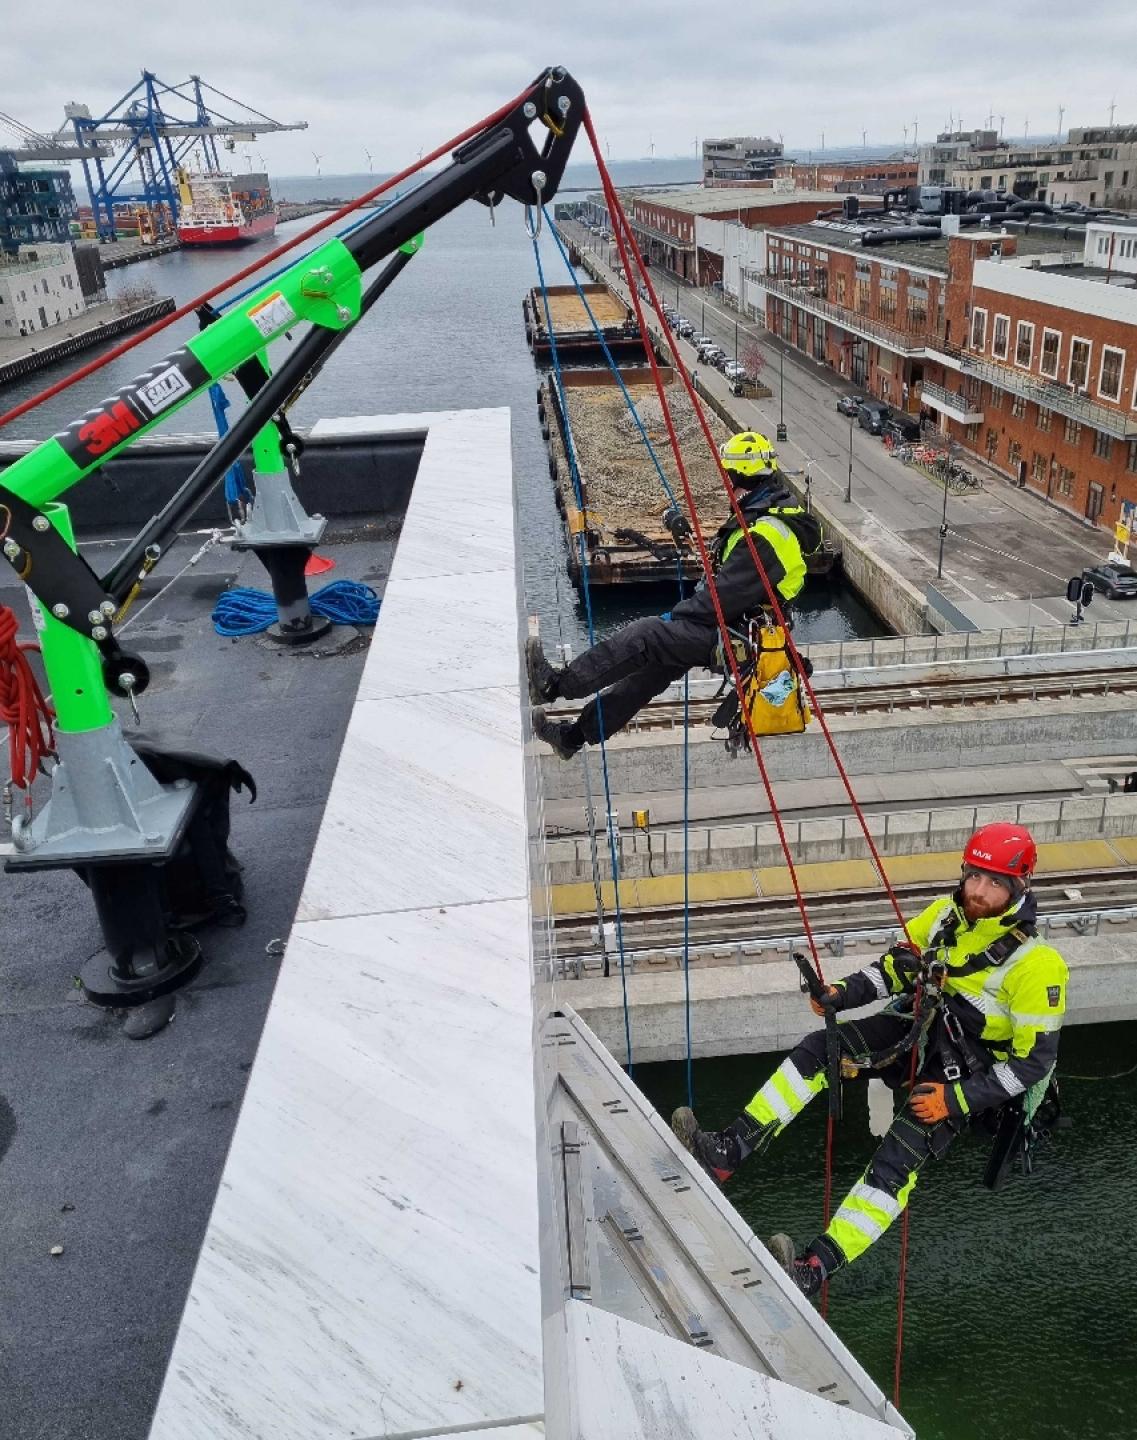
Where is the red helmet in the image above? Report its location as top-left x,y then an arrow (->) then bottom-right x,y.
963,823 -> 1037,880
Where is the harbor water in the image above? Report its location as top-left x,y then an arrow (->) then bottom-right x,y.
0,159 -> 885,651
637,1019 -> 1137,1440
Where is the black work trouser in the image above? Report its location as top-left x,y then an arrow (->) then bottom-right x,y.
755,1012 -> 964,1273
557,615 -> 718,746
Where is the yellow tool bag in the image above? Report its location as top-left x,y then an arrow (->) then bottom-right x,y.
713,621 -> 811,754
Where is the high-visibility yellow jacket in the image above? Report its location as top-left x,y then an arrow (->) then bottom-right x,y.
835,894 -> 1068,1116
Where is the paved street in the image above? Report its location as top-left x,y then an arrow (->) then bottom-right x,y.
561,220 -> 1134,630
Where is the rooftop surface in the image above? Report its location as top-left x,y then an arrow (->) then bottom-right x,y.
626,186 -> 846,216
0,497 -> 401,1439
768,220 -> 1082,274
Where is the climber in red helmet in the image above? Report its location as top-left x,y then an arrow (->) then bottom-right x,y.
672,823 -> 1068,1297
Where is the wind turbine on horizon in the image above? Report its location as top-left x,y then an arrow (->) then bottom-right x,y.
312,151 -> 322,177
364,147 -> 373,174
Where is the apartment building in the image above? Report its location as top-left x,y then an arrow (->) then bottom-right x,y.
702,137 -> 784,187
763,213 -> 1137,536
920,124 -> 1137,208
791,159 -> 918,194
0,242 -> 85,334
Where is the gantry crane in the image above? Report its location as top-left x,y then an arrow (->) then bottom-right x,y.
61,71 -> 306,240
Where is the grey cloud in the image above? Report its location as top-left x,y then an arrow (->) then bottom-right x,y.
2,0 -> 1135,174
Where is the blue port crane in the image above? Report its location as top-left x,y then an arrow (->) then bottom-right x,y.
65,72 -> 306,240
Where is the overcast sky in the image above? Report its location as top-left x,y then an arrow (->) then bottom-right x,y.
3,0 -> 1135,175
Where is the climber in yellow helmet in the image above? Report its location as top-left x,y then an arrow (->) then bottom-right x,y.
527,432 -> 823,759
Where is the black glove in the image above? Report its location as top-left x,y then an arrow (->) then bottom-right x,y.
661,505 -> 692,543
884,942 -> 922,980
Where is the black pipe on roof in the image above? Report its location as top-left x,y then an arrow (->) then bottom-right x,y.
860,226 -> 942,246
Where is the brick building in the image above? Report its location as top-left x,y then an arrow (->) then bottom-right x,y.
790,159 -> 918,194
624,188 -> 845,283
763,214 -> 1137,536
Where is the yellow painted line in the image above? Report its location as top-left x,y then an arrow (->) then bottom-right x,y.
756,858 -> 880,896
550,836 -> 1137,915
881,853 -> 961,885
1034,839 -> 1123,872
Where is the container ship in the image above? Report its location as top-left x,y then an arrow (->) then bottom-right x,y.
175,168 -> 276,245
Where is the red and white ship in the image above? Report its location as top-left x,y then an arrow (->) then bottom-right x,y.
176,170 -> 277,246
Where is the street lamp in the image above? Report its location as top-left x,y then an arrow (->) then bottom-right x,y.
936,472 -> 950,577
845,413 -> 854,503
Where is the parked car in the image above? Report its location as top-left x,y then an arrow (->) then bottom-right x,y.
723,360 -> 747,380
836,394 -> 864,417
693,334 -> 713,349
1082,562 -> 1137,599
700,344 -> 726,365
857,400 -> 890,434
695,340 -> 720,360
676,318 -> 695,337
882,411 -> 922,444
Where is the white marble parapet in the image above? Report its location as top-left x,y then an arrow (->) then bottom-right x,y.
148,408 -> 542,1440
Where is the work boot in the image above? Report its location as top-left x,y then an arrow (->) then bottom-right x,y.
671,1106 -> 750,1184
526,637 -> 562,705
767,1233 -> 825,1298
532,707 -> 583,761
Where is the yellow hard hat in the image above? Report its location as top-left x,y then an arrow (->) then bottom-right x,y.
719,430 -> 779,479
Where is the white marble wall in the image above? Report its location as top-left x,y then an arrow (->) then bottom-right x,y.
148,409 -> 543,1440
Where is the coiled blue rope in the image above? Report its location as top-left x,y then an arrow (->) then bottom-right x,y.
212,579 -> 380,636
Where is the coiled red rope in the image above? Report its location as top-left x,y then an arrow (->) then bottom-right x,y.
0,605 -> 55,790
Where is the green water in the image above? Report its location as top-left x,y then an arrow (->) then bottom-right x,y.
636,1019 -> 1137,1440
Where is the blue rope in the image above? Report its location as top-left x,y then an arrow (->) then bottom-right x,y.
546,211 -> 696,1107
207,384 -> 254,508
532,228 -> 636,1077
212,579 -> 380,636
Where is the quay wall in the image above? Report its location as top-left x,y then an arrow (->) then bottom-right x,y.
0,297 -> 176,386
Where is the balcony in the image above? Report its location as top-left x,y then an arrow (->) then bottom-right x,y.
921,380 -> 984,424
925,341 -> 1137,439
762,274 -> 927,356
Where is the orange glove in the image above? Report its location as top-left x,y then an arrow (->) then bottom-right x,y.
909,1082 -> 950,1124
810,985 -> 842,1018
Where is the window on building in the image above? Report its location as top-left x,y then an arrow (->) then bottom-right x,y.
992,314 -> 1010,360
1015,321 -> 1034,368
1040,328 -> 1061,378
1011,393 -> 1026,419
1069,337 -> 1091,389
985,428 -> 999,457
1099,346 -> 1125,403
1127,439 -> 1137,474
1057,465 -> 1075,496
970,307 -> 987,350
1037,406 -> 1052,431
835,273 -> 847,304
1032,452 -> 1048,485
1008,438 -> 1022,466
1064,417 -> 1082,445
1093,430 -> 1113,461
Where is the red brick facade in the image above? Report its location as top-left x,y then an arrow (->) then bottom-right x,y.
764,225 -> 1137,537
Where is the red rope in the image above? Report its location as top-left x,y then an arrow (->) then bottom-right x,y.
0,605 -> 55,790
584,115 -> 925,1359
582,115 -> 844,1285
0,84 -> 536,434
